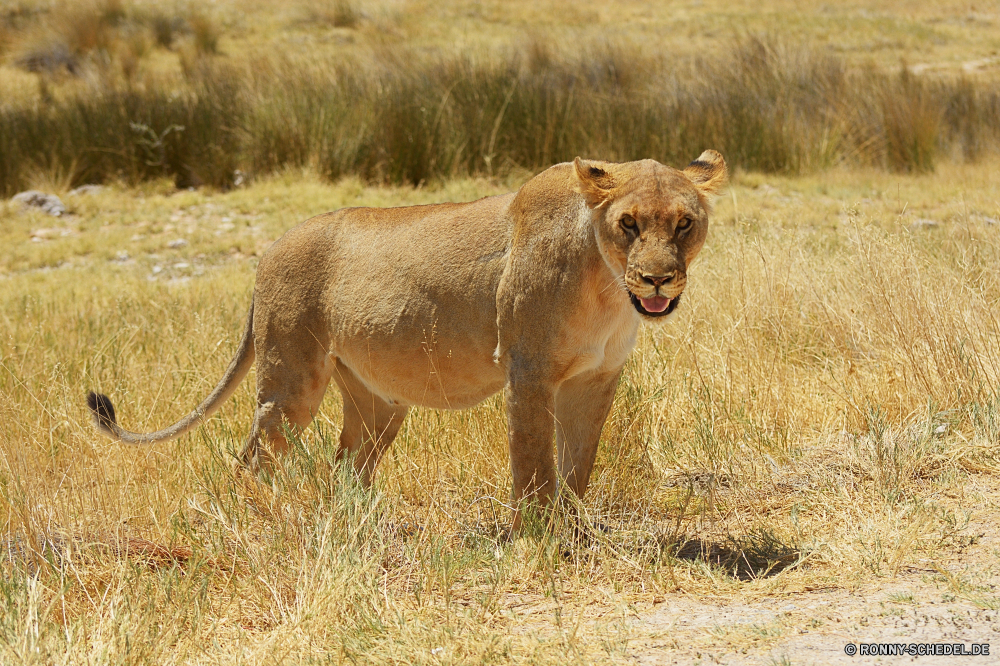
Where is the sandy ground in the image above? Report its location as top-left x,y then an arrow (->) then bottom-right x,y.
500,475 -> 1000,664
625,505 -> 1000,666
629,581 -> 998,665
611,462 -> 1000,665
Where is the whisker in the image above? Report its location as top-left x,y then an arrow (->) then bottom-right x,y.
602,275 -> 629,295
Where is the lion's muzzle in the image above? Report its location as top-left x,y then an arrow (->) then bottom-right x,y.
626,269 -> 686,318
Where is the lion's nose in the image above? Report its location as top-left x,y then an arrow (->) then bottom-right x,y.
641,272 -> 677,286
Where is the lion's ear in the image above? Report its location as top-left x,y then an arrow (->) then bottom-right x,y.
683,150 -> 728,195
573,157 -> 615,209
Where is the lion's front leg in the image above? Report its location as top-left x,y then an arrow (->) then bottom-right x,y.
504,376 -> 557,531
555,368 -> 623,499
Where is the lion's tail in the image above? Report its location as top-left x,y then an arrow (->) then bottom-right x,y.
87,299 -> 256,445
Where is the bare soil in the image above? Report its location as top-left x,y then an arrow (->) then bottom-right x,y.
631,582 -> 999,665
626,477 -> 1000,664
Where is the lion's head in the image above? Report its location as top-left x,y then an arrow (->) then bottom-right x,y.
574,150 -> 728,320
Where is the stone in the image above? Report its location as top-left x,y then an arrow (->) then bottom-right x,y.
12,190 -> 66,217
68,185 -> 103,196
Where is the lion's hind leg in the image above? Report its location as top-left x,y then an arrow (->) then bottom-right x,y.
331,359 -> 407,487
239,343 -> 336,473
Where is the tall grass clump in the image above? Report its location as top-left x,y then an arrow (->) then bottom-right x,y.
2,37 -> 1000,194
8,0 -> 223,80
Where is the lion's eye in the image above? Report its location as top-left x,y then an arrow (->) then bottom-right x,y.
677,217 -> 693,231
620,215 -> 637,232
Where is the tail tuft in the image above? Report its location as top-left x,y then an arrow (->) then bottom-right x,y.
87,391 -> 118,431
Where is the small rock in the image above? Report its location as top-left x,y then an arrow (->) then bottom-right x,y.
68,184 -> 103,197
30,228 -> 57,240
173,262 -> 189,269
168,239 -> 188,249
152,265 -> 163,274
16,43 -> 79,75
934,424 -> 948,435
12,190 -> 66,217
114,251 -> 130,262
911,218 -> 939,229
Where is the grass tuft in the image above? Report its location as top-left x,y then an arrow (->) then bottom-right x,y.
2,31 -> 1000,195
187,10 -> 219,55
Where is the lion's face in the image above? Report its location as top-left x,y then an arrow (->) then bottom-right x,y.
574,152 -> 727,321
598,175 -> 709,319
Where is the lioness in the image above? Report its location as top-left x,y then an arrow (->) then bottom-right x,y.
88,151 -> 727,526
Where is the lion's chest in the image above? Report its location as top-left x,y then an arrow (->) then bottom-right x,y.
557,315 -> 637,381
554,274 -> 639,382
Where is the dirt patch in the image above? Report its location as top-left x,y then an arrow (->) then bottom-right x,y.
624,497 -> 1000,665
629,581 -> 997,664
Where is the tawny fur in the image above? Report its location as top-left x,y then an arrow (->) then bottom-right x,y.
88,151 -> 727,527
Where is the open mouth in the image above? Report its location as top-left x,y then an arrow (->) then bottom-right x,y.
628,292 -> 681,318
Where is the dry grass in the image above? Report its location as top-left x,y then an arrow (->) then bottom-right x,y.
1,3 -> 999,195
3,0 -> 1000,663
2,162 -> 999,662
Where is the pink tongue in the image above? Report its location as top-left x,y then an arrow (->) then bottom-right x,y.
640,296 -> 671,313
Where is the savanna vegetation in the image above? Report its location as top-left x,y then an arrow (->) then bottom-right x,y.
2,1 -> 1000,664
1,0 -> 1000,195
